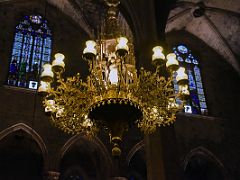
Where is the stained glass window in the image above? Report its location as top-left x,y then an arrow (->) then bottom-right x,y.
173,45 -> 208,115
7,15 -> 52,89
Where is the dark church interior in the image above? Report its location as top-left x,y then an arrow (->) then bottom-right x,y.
0,0 -> 239,179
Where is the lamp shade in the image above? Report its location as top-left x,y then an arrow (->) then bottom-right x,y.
176,67 -> 188,85
166,53 -> 179,72
52,53 -> 65,73
41,64 -> 54,82
152,46 -> 165,66
115,37 -> 129,57
38,81 -> 50,95
83,40 -> 97,60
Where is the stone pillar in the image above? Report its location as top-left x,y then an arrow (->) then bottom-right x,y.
145,127 -> 183,180
145,129 -> 166,180
44,171 -> 60,180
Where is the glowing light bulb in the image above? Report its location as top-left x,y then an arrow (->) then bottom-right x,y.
38,81 -> 50,94
176,67 -> 188,85
152,46 -> 165,61
166,53 -> 179,71
83,40 -> 97,60
41,64 -> 54,82
116,37 -> 129,57
109,65 -> 118,85
52,53 -> 65,73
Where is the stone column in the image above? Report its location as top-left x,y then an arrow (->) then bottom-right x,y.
145,129 -> 166,180
44,171 -> 60,180
145,127 -> 183,180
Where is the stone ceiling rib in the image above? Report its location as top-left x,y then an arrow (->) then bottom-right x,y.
47,0 -> 93,37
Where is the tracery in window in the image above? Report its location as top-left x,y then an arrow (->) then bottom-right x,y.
173,44 -> 207,115
7,15 -> 52,89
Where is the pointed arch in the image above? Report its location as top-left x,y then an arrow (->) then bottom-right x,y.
58,135 -> 113,172
183,146 -> 227,177
0,123 -> 48,166
126,140 -> 145,166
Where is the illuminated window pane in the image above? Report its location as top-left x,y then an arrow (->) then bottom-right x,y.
173,44 -> 208,115
7,15 -> 52,89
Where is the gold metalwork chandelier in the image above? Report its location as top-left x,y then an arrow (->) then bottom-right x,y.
38,0 -> 189,156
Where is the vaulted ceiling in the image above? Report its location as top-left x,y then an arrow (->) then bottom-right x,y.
166,0 -> 240,73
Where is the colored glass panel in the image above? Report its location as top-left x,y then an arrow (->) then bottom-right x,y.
173,45 -> 208,115
177,45 -> 188,54
30,15 -> 42,24
7,15 -> 52,89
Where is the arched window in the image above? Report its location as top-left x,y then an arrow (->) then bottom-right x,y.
173,45 -> 207,115
7,15 -> 52,89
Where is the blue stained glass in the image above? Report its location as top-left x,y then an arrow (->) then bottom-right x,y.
194,65 -> 201,74
197,88 -> 204,94
177,45 -> 188,54
173,45 -> 207,115
192,58 -> 199,65
188,70 -> 196,90
177,56 -> 184,62
7,15 -> 52,89
44,37 -> 52,47
198,94 -> 206,101
185,58 -> 192,63
195,75 -> 201,82
30,15 -> 42,24
43,48 -> 51,55
196,82 -> 203,88
200,102 -> 207,108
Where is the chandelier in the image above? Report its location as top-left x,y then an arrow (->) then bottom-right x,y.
38,0 -> 189,156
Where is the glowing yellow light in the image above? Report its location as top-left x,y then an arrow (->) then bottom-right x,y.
116,37 -> 129,52
109,65 -> 118,84
166,53 -> 179,67
38,81 -> 50,93
55,53 -> 65,61
52,53 -> 65,71
83,40 -> 97,55
152,46 -> 165,61
176,67 -> 188,82
41,64 -> 54,82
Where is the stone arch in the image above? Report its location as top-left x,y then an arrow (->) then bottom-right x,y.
58,134 -> 113,178
183,146 -> 228,179
126,140 -> 146,180
0,123 -> 48,167
126,140 -> 145,166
